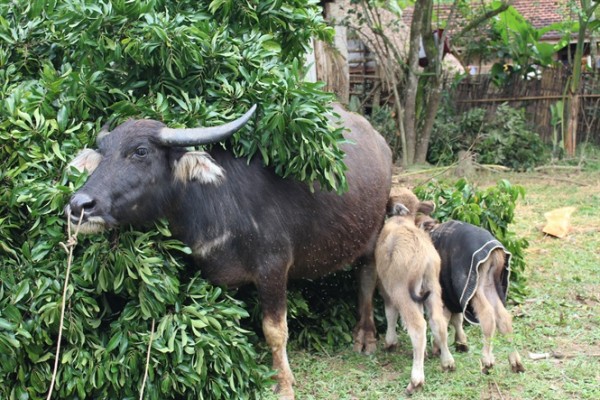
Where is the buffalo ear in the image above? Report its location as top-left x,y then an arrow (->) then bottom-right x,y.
417,200 -> 436,216
173,151 -> 225,185
67,148 -> 102,174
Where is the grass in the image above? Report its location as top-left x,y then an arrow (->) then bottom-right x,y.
262,167 -> 600,399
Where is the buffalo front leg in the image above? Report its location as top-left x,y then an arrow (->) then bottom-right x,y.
259,282 -> 295,399
353,262 -> 378,354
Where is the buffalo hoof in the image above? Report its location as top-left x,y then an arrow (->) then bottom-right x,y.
353,329 -> 377,354
455,342 -> 469,353
274,384 -> 295,400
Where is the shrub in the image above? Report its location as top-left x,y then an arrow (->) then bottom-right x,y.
414,178 -> 529,303
429,103 -> 548,170
0,0 -> 343,398
476,104 -> 548,171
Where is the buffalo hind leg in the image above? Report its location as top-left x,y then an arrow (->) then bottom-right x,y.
259,280 -> 295,399
353,261 -> 378,354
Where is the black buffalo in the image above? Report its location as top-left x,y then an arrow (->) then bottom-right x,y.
66,103 -> 392,399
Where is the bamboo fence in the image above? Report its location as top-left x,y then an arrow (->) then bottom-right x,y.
452,68 -> 600,145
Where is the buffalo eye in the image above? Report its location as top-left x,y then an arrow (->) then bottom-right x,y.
133,147 -> 148,159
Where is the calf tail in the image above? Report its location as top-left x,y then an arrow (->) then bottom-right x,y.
409,279 -> 431,303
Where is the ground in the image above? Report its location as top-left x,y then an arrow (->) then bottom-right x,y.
264,167 -> 600,399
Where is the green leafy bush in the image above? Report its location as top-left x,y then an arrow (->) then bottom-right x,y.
414,178 -> 529,303
477,104 -> 548,171
0,0 -> 345,398
428,107 -> 487,165
429,103 -> 548,170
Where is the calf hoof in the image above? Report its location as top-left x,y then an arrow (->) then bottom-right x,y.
442,359 -> 456,372
455,342 -> 469,352
481,363 -> 494,375
406,380 -> 424,396
383,342 -> 398,352
511,361 -> 525,373
510,352 -> 525,373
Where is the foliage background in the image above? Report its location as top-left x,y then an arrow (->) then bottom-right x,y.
1,1 -> 534,398
0,0 -> 344,398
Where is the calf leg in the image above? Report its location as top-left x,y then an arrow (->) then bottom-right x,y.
353,262 -> 378,354
426,294 -> 455,371
450,312 -> 469,352
483,261 -> 525,373
381,289 -> 400,350
470,291 -> 496,374
401,302 -> 427,395
495,304 -> 525,373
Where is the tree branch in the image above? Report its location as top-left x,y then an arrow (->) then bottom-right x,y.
453,1 -> 514,40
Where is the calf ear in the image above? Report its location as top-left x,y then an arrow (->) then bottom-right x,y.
67,148 -> 102,174
173,151 -> 225,184
391,203 -> 410,216
417,217 -> 437,232
417,200 -> 436,216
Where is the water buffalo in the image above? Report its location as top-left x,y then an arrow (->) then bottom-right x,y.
65,103 -> 392,399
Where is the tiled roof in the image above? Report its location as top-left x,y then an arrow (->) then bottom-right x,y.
401,0 -> 575,41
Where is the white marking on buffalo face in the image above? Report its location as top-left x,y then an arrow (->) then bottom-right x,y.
70,216 -> 107,235
67,149 -> 102,174
173,151 -> 225,185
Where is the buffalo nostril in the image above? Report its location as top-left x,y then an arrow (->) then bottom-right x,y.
69,193 -> 96,218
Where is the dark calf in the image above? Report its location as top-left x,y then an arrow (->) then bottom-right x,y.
416,215 -> 525,374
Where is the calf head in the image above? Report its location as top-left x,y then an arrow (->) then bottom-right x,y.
386,187 -> 435,219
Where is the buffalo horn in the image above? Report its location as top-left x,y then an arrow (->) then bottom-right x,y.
158,104 -> 257,146
96,123 -> 111,145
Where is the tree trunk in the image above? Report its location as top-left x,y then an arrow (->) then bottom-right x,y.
564,0 -> 599,156
402,0 -> 428,165
565,94 -> 579,156
414,1 -> 439,164
415,85 -> 442,163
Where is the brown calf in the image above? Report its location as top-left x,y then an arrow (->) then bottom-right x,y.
375,191 -> 455,394
416,215 -> 525,374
